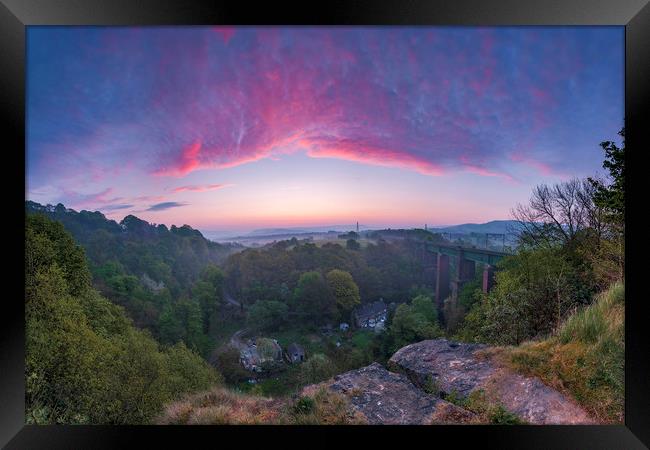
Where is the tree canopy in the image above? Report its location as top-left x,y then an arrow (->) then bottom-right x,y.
25,214 -> 221,424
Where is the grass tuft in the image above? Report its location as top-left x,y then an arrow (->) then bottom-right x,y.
156,385 -> 365,425
505,282 -> 624,423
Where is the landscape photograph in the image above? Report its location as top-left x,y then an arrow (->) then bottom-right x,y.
25,25 -> 625,425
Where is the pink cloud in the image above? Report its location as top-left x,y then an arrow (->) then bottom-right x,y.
304,139 -> 445,176
172,183 -> 231,193
155,141 -> 202,177
32,28 -> 615,190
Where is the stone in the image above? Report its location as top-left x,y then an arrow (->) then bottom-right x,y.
304,362 -> 468,424
388,339 -> 594,424
388,339 -> 492,397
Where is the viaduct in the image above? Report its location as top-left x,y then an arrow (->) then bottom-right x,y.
426,243 -> 510,311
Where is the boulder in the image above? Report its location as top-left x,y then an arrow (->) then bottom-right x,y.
388,339 -> 594,424
481,366 -> 595,425
304,362 -> 471,424
389,339 -> 492,397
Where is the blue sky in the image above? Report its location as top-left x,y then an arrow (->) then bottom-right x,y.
26,26 -> 624,232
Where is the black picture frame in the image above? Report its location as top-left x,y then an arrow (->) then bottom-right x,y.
4,0 -> 649,448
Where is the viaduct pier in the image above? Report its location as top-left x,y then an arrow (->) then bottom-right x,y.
426,243 -> 510,311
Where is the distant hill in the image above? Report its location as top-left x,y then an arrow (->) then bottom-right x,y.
431,220 -> 523,235
25,200 -> 241,297
244,221 -> 523,239
248,225 -> 367,236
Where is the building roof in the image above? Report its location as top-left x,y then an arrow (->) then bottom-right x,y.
355,300 -> 387,320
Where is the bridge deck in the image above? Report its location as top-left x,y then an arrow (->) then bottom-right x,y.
426,243 -> 511,265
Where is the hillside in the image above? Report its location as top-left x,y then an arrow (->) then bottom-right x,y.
25,214 -> 220,424
25,202 -> 240,279
26,201 -> 243,356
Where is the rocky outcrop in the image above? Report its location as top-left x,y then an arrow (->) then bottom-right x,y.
302,339 -> 595,425
389,339 -> 492,397
302,362 -> 472,424
388,339 -> 594,424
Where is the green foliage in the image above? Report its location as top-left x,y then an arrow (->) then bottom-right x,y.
421,375 -> 440,395
247,300 -> 288,331
26,202 -> 238,353
489,405 -> 525,425
506,282 -> 624,422
299,353 -> 337,384
290,387 -> 366,425
559,282 -> 623,345
326,269 -> 361,316
25,215 -> 220,424
389,295 -> 443,350
588,128 -> 624,227
456,247 -> 594,345
223,236 -> 435,306
346,238 -> 361,251
26,213 -> 91,297
209,345 -> 249,385
293,271 -> 337,325
293,396 -> 316,414
450,389 -> 525,425
458,278 -> 482,310
443,275 -> 483,334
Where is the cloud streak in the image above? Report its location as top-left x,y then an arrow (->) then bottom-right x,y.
27,27 -> 623,188
102,203 -> 135,211
146,201 -> 188,211
172,183 -> 230,193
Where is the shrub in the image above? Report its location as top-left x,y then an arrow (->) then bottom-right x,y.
489,405 -> 525,425
209,345 -> 249,385
293,396 -> 315,414
389,295 -> 443,350
456,247 -> 596,345
299,353 -> 337,384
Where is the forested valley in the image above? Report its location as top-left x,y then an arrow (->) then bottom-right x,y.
25,129 -> 625,424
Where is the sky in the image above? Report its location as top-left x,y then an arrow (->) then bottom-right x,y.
26,26 -> 624,235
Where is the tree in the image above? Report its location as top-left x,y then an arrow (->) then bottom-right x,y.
588,127 -> 624,227
346,239 -> 361,251
25,213 -> 91,297
209,345 -> 248,384
247,300 -> 289,331
175,297 -> 210,356
25,215 -> 220,424
410,295 -> 438,323
512,178 -> 603,249
158,303 -> 183,344
587,127 -> 625,283
456,248 -> 590,345
191,280 -> 217,332
326,269 -> 361,319
389,295 -> 442,350
293,271 -> 337,325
